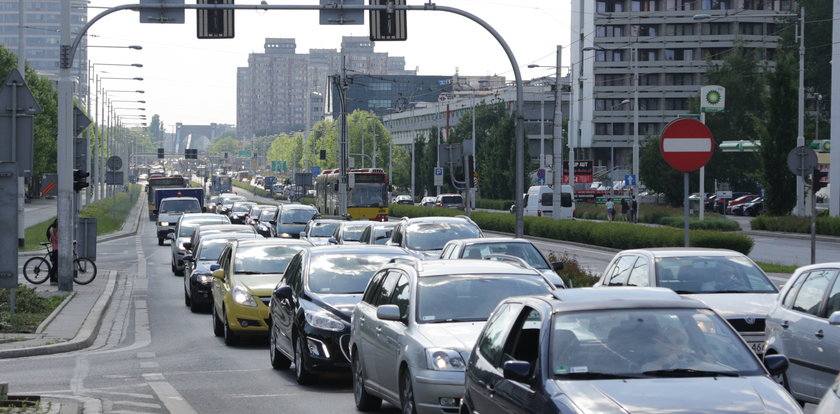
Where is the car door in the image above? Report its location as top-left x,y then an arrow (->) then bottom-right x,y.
468,303 -> 522,414
274,253 -> 304,358
786,269 -> 835,398
814,271 -> 840,397
491,306 -> 545,414
368,271 -> 401,394
377,273 -> 411,394
355,269 -> 387,392
212,246 -> 232,317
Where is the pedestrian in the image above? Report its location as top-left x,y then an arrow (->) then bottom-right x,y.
47,218 -> 59,285
631,198 -> 638,223
605,198 -> 615,222
621,199 -> 630,221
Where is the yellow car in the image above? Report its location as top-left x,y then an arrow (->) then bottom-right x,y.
211,238 -> 311,345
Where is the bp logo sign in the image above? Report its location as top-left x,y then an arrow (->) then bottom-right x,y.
701,85 -> 725,113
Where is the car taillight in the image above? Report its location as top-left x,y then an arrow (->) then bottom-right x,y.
537,210 -> 542,217
371,214 -> 389,222
438,203 -> 444,207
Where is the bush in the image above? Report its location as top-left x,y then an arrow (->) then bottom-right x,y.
658,217 -> 740,231
750,215 -> 840,237
546,252 -> 599,288
476,198 -> 515,211
80,184 -> 141,234
0,285 -> 68,333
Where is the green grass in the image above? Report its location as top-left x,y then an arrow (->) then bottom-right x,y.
79,184 -> 141,234
546,251 -> 600,288
0,285 -> 69,333
756,262 -> 798,274
22,217 -> 55,252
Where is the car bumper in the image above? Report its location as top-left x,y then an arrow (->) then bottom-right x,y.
189,279 -> 213,305
300,326 -> 352,373
412,369 -> 465,414
225,300 -> 270,335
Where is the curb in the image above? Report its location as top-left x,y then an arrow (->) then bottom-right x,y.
742,229 -> 840,243
35,292 -> 76,334
0,271 -> 117,359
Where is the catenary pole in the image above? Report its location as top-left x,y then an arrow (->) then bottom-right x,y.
57,1 -> 74,292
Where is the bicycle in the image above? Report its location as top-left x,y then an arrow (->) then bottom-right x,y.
23,242 -> 97,285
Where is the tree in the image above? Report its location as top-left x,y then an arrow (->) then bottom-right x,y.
147,114 -> 166,147
209,136 -> 238,155
639,135 -> 686,206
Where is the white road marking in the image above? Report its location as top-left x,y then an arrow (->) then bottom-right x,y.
663,138 -> 712,152
147,379 -> 199,414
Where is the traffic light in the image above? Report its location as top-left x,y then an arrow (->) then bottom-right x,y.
813,168 -> 828,193
319,149 -> 327,160
184,149 -> 198,159
73,169 -> 90,192
467,155 -> 475,187
157,148 -> 164,159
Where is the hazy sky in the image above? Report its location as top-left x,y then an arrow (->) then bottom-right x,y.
86,1 -> 571,130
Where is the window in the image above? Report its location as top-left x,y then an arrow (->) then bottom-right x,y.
782,272 -> 809,309
666,24 -> 694,36
825,273 -> 840,316
284,254 -> 303,293
627,256 -> 650,287
477,303 -> 520,363
608,256 -> 637,286
665,98 -> 689,111
501,307 -> 543,375
639,74 -> 660,86
373,271 -> 400,307
792,270 -> 833,316
391,275 -> 411,319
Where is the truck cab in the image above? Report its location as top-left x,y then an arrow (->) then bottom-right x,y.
156,196 -> 202,245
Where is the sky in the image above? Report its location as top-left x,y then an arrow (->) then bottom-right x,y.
86,1 -> 571,131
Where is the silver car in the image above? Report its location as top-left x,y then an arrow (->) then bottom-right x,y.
596,248 -> 779,355
764,262 -> 840,405
349,259 -> 553,414
169,213 -> 230,276
386,216 -> 483,259
440,237 -> 566,288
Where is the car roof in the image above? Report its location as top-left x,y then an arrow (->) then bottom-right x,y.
450,237 -> 531,246
180,213 -> 223,221
394,259 -> 542,278
197,224 -> 255,232
400,216 -> 474,224
281,203 -> 316,209
311,219 -> 344,224
341,222 -> 371,228
617,248 -> 745,258
305,245 -> 407,256
199,233 -> 260,244
523,287 -> 705,313
234,238 -> 311,248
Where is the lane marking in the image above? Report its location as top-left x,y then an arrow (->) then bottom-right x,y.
146,380 -> 199,414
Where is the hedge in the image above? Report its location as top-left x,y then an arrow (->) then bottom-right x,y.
476,198 -> 515,211
390,204 -> 754,255
751,215 -> 840,237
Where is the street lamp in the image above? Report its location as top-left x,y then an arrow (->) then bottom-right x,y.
89,44 -> 143,50
528,45 -> 565,220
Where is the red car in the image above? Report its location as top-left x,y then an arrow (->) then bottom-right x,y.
724,194 -> 760,214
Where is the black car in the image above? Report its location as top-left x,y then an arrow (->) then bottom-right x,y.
268,245 -> 408,384
183,232 -> 260,312
254,206 -> 278,237
273,204 -> 319,239
228,201 -> 256,224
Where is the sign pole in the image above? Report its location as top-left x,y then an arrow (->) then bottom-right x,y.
684,172 -> 690,247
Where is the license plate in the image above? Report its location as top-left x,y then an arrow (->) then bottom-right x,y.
749,342 -> 764,354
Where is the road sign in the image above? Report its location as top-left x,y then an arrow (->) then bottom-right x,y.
715,190 -> 733,199
239,150 -> 251,158
106,171 -> 124,185
786,146 -> 818,177
660,118 -> 714,172
320,0 -> 363,25
107,156 -> 123,171
624,174 -> 636,186
73,105 -> 91,136
197,0 -> 234,39
700,85 -> 725,113
434,167 -> 443,187
139,0 -> 185,23
370,0 -> 407,41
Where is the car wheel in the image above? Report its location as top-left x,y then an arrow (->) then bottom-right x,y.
269,322 -> 291,370
184,287 -> 191,307
174,265 -> 184,277
294,334 -> 318,385
158,237 -> 164,246
189,291 -> 202,313
212,305 -> 223,337
353,352 -> 381,411
223,309 -> 238,346
400,368 -> 417,414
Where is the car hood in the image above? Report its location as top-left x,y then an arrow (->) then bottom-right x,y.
415,321 -> 485,353
553,377 -> 800,413
308,293 -> 363,321
685,293 -> 777,318
539,269 -> 564,288
235,274 -> 284,294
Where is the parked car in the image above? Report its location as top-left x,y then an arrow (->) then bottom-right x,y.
267,245 -> 408,384
210,238 -> 311,345
418,196 -> 436,207
742,197 -> 765,217
349,259 -> 554,413
726,194 -> 761,215
595,248 -> 779,355
815,374 -> 840,414
462,287 -> 801,414
392,195 -> 413,205
272,204 -> 319,239
330,221 -> 371,245
713,191 -> 751,213
182,232 -> 260,313
358,222 -> 397,245
387,216 -> 483,259
440,237 -> 566,288
299,219 -> 343,246
764,263 -> 840,405
435,193 -> 465,210
168,213 -> 230,276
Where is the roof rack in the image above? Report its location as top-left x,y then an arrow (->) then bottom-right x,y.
388,255 -> 423,271
483,254 -> 531,269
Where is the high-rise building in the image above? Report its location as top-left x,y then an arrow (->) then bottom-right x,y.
571,0 -> 794,176
0,1 -> 88,100
237,36 -> 415,138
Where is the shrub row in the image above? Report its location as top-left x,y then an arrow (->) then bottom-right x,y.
751,215 -> 840,237
391,205 -> 754,255
476,198 -> 515,211
574,202 -> 738,231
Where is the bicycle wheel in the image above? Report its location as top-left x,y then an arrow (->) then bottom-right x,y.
73,258 -> 97,285
23,257 -> 51,284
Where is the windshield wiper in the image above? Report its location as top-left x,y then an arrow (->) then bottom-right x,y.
703,290 -> 751,294
556,372 -> 643,380
642,369 -> 739,378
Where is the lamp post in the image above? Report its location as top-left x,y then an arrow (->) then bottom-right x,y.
98,77 -> 143,200
528,45 -> 565,218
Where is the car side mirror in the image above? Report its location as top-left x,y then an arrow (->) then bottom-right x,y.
152,209 -> 158,215
328,237 -> 338,245
183,255 -> 193,262
166,233 -> 175,240
202,207 -> 207,213
763,354 -> 789,377
183,242 -> 193,251
274,285 -> 293,300
502,360 -> 532,383
210,264 -> 220,272
376,304 -> 402,322
299,231 -> 307,238
829,310 -> 840,326
552,262 -> 564,271
212,269 -> 225,280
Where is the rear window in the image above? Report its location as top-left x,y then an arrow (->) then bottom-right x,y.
160,199 -> 201,213
441,196 -> 463,204
540,193 -> 553,206
281,208 -> 317,224
234,245 -> 307,274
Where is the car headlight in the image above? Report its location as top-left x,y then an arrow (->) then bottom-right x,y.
232,285 -> 258,307
279,233 -> 291,238
426,348 -> 466,371
304,309 -> 345,332
195,273 -> 213,284
157,221 -> 170,227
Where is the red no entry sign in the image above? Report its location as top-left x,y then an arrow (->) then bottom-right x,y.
659,118 -> 714,172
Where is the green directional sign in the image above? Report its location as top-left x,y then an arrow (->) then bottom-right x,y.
239,150 -> 251,157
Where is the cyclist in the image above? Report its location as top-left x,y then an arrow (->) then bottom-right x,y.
47,219 -> 58,285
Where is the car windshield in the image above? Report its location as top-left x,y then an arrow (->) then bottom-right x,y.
198,239 -> 233,261
550,308 -> 765,379
160,199 -> 201,213
222,196 -> 245,205
341,224 -> 368,241
655,256 -> 778,294
417,275 -> 549,323
462,242 -> 549,269
178,218 -> 226,237
281,209 -> 316,224
259,209 -> 277,220
405,222 -> 482,251
209,196 -> 220,204
234,245 -> 307,274
349,183 -> 386,207
373,227 -> 393,245
307,253 -> 403,294
309,222 -> 340,237
232,204 -> 254,213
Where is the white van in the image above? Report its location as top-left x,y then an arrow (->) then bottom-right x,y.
519,185 -> 575,219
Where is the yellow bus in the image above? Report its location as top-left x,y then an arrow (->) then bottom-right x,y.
314,168 -> 389,221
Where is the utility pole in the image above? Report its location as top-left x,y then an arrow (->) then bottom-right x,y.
16,0 -> 25,250
552,45 -> 565,220
57,1 -> 74,292
336,55 -> 349,216
795,9 -> 806,216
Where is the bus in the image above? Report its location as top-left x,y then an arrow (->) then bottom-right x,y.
314,168 -> 389,221
146,176 -> 190,220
